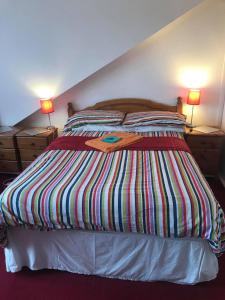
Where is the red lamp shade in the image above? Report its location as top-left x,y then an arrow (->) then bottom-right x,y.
187,89 -> 201,105
40,98 -> 54,114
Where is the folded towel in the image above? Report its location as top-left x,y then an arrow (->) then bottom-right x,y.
85,132 -> 143,153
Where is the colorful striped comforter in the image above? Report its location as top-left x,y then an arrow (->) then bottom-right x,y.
0,130 -> 225,254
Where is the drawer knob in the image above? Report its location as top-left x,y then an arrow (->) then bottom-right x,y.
31,142 -> 36,146
33,154 -> 38,159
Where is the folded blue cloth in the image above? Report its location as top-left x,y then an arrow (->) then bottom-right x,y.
102,136 -> 122,143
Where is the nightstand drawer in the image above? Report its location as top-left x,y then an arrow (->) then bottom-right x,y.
186,136 -> 223,149
0,137 -> 15,149
0,149 -> 17,161
20,149 -> 44,161
17,137 -> 49,150
0,160 -> 20,173
16,128 -> 58,171
191,149 -> 220,176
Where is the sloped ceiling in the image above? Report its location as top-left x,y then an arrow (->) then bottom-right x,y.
0,0 -> 203,125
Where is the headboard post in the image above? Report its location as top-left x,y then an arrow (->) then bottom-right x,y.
68,102 -> 75,117
177,97 -> 183,114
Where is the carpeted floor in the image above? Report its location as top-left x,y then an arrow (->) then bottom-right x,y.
0,174 -> 225,300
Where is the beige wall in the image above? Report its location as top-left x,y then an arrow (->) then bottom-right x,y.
20,0 -> 225,130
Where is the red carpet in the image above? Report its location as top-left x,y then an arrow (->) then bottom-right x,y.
0,175 -> 225,300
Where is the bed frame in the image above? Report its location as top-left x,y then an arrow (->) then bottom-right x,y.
67,97 -> 183,117
4,95 -> 219,284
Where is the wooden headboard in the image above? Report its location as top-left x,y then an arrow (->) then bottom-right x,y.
67,97 -> 182,117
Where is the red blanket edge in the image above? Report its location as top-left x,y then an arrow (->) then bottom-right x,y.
46,136 -> 191,153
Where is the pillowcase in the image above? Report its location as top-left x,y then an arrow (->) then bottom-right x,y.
64,109 -> 125,131
123,111 -> 186,127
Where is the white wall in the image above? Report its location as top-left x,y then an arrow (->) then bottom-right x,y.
0,0 -> 202,126
20,0 -> 225,130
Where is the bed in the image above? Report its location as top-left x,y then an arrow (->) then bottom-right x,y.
1,97 -> 224,285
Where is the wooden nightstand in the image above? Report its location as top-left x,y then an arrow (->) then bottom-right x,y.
185,128 -> 225,177
0,127 -> 21,173
16,128 -> 58,170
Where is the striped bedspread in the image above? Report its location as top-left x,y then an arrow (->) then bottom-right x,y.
0,130 -> 225,254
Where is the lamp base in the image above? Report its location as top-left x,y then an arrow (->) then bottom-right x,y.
47,125 -> 55,130
186,123 -> 196,133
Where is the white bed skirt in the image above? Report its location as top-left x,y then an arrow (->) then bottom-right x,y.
4,228 -> 218,284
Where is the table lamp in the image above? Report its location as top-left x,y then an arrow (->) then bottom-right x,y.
187,89 -> 201,128
40,98 -> 55,129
